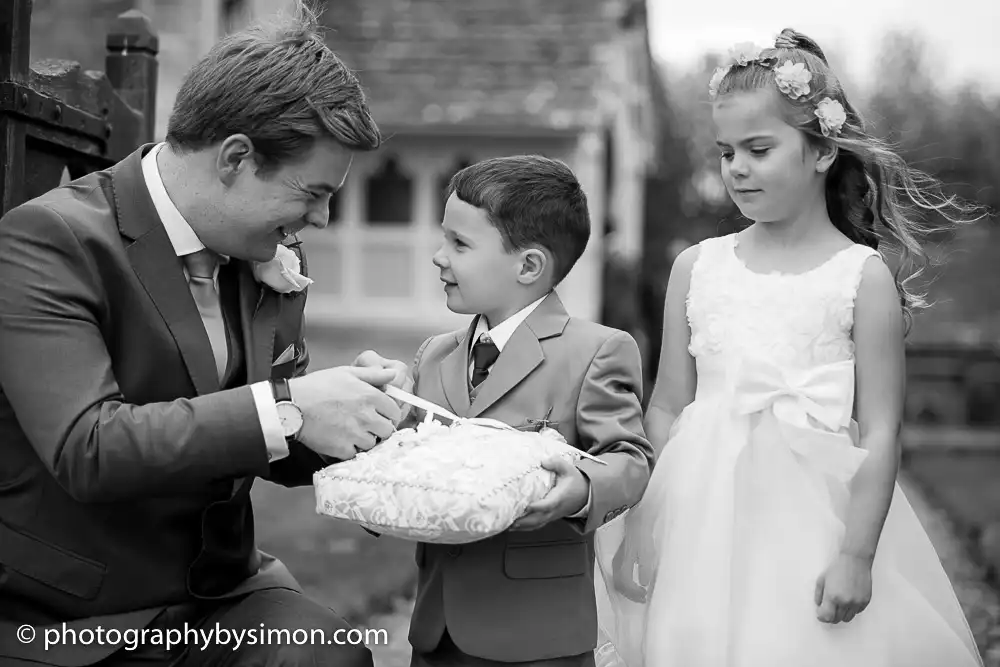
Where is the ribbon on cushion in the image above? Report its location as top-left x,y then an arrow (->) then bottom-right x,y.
383,385 -> 607,465
733,357 -> 868,483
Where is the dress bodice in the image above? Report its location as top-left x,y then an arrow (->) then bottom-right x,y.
686,233 -> 880,401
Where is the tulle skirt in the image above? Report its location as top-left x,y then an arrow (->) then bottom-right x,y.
594,396 -> 984,667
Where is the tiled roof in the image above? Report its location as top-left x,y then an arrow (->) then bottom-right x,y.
320,0 -> 632,133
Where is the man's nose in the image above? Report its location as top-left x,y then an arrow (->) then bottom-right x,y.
306,196 -> 331,229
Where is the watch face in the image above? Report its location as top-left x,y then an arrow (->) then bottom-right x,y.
276,402 -> 303,437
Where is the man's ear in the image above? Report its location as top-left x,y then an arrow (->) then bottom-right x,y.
216,134 -> 258,185
517,247 -> 548,285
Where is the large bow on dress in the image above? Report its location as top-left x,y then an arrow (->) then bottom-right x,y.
733,357 -> 868,483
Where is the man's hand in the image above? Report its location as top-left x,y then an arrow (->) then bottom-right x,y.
289,366 -> 401,461
510,456 -> 590,531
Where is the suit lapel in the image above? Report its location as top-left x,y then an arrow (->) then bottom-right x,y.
468,292 -> 570,418
236,261 -> 280,383
440,319 -> 476,416
468,325 -> 543,417
115,145 -> 220,396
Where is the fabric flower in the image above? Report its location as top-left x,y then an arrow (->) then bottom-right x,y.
708,66 -> 729,98
728,42 -> 762,66
815,97 -> 847,137
774,60 -> 812,100
252,244 -> 313,293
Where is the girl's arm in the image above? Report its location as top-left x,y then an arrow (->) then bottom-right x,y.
644,245 -> 699,460
841,256 -> 905,560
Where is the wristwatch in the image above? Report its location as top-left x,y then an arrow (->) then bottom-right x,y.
270,378 -> 304,442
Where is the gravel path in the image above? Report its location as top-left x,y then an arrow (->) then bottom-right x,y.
362,474 -> 1000,666
898,475 -> 1000,665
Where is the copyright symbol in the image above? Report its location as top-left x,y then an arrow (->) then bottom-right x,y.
17,624 -> 35,644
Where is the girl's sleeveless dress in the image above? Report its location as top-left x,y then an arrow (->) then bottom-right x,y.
593,233 -> 984,667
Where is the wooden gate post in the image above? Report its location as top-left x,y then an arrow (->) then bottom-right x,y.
0,0 -> 31,81
0,0 -> 31,214
0,2 -> 158,217
105,10 -> 159,145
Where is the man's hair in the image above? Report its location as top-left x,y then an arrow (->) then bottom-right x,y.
165,1 -> 380,171
446,155 -> 591,285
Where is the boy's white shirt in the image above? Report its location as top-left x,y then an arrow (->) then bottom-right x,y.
468,294 -> 547,369
468,292 -> 592,519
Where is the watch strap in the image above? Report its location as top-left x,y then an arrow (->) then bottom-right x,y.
271,378 -> 292,403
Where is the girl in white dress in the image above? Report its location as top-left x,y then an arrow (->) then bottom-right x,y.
594,28 -> 987,667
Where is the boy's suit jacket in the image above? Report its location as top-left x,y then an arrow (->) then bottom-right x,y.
406,292 -> 654,663
0,144 -> 325,666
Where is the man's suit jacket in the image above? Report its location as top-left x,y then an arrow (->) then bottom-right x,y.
0,144 -> 325,666
406,292 -> 654,663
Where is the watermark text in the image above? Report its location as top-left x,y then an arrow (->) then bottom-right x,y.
16,622 -> 388,652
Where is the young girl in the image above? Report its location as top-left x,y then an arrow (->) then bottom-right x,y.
593,28 -> 987,667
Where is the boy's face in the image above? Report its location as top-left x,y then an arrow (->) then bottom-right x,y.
432,194 -> 524,323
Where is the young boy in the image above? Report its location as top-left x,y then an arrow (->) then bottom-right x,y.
405,155 -> 654,667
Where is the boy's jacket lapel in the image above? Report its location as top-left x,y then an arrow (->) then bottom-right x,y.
468,292 -> 570,417
440,319 -> 476,416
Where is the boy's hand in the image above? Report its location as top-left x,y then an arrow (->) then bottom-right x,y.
352,350 -> 411,389
510,456 -> 590,531
352,350 -> 413,423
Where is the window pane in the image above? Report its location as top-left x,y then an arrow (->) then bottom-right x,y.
365,156 -> 412,225
328,190 -> 340,225
435,157 -> 473,221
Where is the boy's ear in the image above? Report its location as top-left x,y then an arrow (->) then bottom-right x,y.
517,247 -> 547,285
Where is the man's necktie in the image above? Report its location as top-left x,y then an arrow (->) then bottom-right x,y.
471,334 -> 500,388
183,249 -> 228,381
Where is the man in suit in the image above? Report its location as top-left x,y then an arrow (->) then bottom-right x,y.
405,156 -> 655,666
0,4 -> 407,666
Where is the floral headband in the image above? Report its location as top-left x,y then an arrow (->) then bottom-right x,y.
708,41 -> 848,138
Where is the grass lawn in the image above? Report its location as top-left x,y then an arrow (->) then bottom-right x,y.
252,323 -> 437,623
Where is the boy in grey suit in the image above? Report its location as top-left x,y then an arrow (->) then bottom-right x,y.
405,156 -> 654,666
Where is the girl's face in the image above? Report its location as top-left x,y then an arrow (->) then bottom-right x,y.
712,88 -> 832,224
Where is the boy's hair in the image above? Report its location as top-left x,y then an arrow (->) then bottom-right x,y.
166,0 -> 380,173
713,28 -> 989,331
446,155 -> 591,286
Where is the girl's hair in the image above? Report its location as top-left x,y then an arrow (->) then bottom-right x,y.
713,28 -> 989,331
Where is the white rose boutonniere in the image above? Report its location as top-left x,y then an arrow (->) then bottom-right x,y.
252,244 -> 314,294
